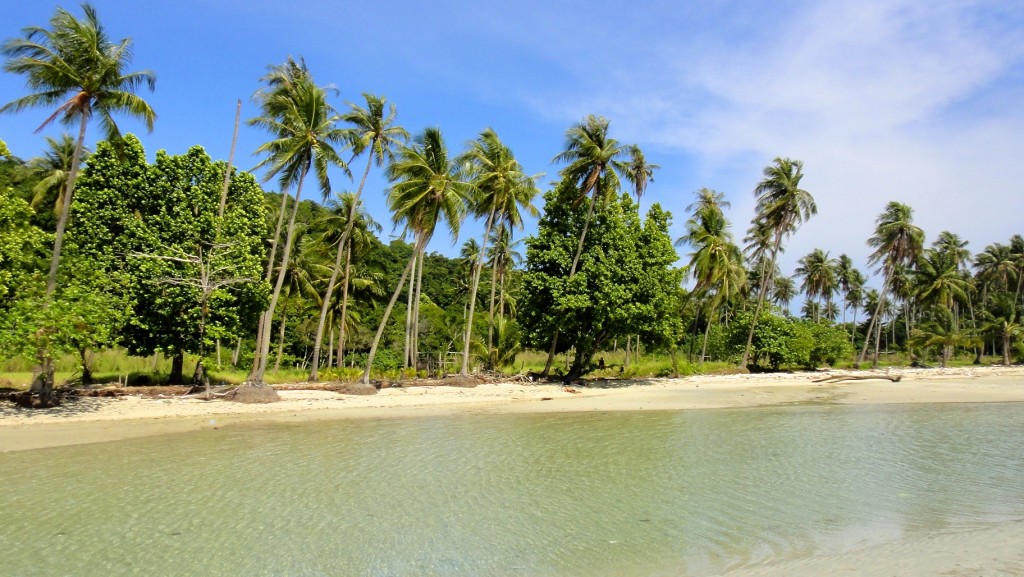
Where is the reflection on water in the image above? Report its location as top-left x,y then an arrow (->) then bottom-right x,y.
2,403 -> 1023,576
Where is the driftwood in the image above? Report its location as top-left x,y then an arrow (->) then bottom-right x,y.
813,374 -> 902,383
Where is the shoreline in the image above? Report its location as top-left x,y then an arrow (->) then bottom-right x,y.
2,366 -> 1023,452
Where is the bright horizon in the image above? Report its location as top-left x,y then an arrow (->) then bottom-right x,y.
2,0 -> 1022,294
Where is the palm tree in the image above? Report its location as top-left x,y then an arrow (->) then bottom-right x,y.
842,269 -> 866,348
456,128 -> 539,376
974,242 -> 1018,307
308,94 -> 407,381
932,231 -> 971,272
247,59 -> 349,386
858,202 -> 924,367
542,115 -> 629,375
26,134 -> 88,218
682,189 -> 746,364
984,315 -> 1022,365
487,225 -> 524,367
621,144 -> 658,199
834,254 -> 858,324
915,248 -> 969,321
361,127 -> 469,384
2,3 -> 156,397
794,248 -> 837,322
909,319 -> 980,368
313,193 -> 382,373
272,232 -> 324,372
740,158 -> 816,368
771,276 -> 797,309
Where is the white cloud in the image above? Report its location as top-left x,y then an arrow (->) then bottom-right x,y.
507,0 -> 1024,279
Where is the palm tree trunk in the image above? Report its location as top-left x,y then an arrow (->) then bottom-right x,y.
45,114 -> 88,297
872,309 -> 885,369
250,191 -> 291,379
338,245 -> 352,369
413,246 -> 425,370
309,231 -> 347,381
29,114 -> 90,399
543,193 -> 599,376
461,211 -> 495,375
741,231 -> 784,368
858,278 -> 889,367
274,307 -> 288,373
363,235 -> 422,384
252,173 -> 307,383
217,99 -> 242,221
498,260 -> 506,317
232,337 -> 242,368
404,250 -> 416,369
487,259 -> 500,369
700,315 -> 712,367
327,324 -> 334,369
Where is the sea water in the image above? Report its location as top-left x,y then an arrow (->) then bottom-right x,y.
2,403 -> 1023,576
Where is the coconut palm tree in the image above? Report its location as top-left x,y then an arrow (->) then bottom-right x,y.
932,231 -> 971,272
542,115 -> 629,375
621,144 -> 658,200
771,276 -> 797,310
247,59 -> 349,386
915,248 -> 969,321
794,248 -> 837,322
26,134 -> 88,218
740,158 -> 816,368
682,189 -> 746,364
842,269 -> 866,348
272,232 -> 324,372
313,193 -> 382,372
974,242 -> 1018,309
487,225 -> 524,367
909,318 -> 981,368
984,315 -> 1022,366
858,202 -> 924,367
307,94 -> 407,381
456,128 -> 539,376
1,3 -> 156,398
361,127 -> 469,384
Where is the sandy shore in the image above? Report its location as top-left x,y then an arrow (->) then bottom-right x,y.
2,366 -> 1022,452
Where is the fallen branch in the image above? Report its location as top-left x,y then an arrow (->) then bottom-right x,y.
813,374 -> 902,383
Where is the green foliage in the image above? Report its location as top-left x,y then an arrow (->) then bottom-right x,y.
0,187 -> 47,307
806,322 -> 855,368
66,135 -> 269,361
521,181 -> 683,380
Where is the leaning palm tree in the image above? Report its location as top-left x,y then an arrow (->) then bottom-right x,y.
456,128 -> 539,376
1,3 -> 156,398
26,134 -> 88,218
307,94 -> 407,381
740,158 -> 816,368
542,115 -> 630,375
858,202 -> 924,367
247,59 -> 349,386
361,127 -> 469,384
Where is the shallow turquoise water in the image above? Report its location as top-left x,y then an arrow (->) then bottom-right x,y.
2,403 -> 1023,576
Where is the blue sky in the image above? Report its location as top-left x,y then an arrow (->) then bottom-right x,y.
2,0 -> 1023,291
